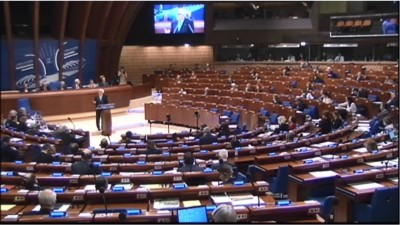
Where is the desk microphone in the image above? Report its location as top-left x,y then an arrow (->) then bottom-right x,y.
95,176 -> 109,215
67,117 -> 75,130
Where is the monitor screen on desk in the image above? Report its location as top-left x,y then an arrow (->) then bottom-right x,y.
177,206 -> 208,223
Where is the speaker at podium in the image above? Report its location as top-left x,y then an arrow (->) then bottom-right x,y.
96,103 -> 115,136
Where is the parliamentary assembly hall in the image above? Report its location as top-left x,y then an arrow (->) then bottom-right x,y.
0,1 -> 399,223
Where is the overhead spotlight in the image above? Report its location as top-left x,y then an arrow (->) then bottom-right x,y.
184,43 -> 190,47
300,42 -> 307,46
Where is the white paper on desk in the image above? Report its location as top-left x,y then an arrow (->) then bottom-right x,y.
153,198 -> 180,210
10,138 -> 22,142
231,196 -> 265,206
256,181 -> 267,185
156,210 -> 170,214
364,161 -> 385,168
164,169 -> 178,174
84,184 -> 111,191
58,204 -> 71,212
352,147 -> 368,153
4,215 -> 19,219
17,189 -> 29,193
304,200 -> 319,204
197,185 -> 209,188
309,170 -> 338,178
211,181 -> 222,187
356,127 -> 370,132
78,213 -> 92,217
321,154 -> 335,160
350,181 -> 384,190
119,172 -> 134,176
390,178 -> 398,183
32,205 -> 41,211
311,141 -> 337,148
210,195 -> 231,204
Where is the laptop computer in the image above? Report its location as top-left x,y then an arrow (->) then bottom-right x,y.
177,206 -> 208,223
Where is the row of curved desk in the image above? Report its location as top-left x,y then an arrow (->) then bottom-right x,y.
1,84 -> 152,116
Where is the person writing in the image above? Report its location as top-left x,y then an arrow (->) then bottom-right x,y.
93,89 -> 109,131
170,8 -> 195,34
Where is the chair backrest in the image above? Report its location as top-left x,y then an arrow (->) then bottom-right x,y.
48,82 -> 59,91
269,113 -> 279,125
367,94 -> 379,102
17,98 -> 34,115
246,165 -> 266,181
260,108 -> 269,117
369,187 -> 399,223
271,166 -> 289,194
307,105 -> 318,119
223,110 -> 232,117
230,112 -> 240,124
322,196 -> 338,221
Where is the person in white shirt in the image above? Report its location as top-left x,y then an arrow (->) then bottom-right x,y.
338,96 -> 357,115
320,91 -> 333,104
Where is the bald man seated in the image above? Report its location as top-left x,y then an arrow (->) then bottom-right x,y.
71,149 -> 102,175
24,189 -> 57,215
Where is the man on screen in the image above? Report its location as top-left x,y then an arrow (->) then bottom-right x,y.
170,8 -> 195,34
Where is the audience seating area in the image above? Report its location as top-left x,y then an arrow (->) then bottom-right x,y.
1,63 -> 399,223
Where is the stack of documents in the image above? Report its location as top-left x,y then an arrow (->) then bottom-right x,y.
309,170 -> 338,178
211,194 -> 265,206
153,198 -> 180,210
350,181 -> 384,190
84,184 -> 111,191
139,184 -> 164,190
182,200 -> 201,207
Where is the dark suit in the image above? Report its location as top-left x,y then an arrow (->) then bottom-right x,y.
199,133 -> 218,145
94,95 -> 109,130
319,118 -> 332,134
1,143 -> 20,162
34,151 -> 55,164
177,164 -> 203,172
23,208 -> 52,215
170,18 -> 195,34
144,149 -> 162,155
71,161 -> 102,175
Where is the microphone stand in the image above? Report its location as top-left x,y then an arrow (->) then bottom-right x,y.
68,117 -> 76,130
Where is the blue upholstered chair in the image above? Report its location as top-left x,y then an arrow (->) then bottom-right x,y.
269,113 -> 279,125
260,108 -> 269,117
210,108 -> 218,113
48,81 -> 59,91
230,112 -> 240,124
352,187 -> 399,223
267,166 -> 289,194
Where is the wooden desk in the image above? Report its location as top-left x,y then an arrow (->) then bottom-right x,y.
334,180 -> 398,222
248,201 -> 322,222
0,204 -> 26,216
1,84 -> 151,116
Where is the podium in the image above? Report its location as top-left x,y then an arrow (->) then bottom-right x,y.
96,103 -> 115,136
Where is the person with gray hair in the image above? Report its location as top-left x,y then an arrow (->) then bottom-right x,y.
212,204 -> 237,223
199,126 -> 218,145
38,189 -> 57,214
211,149 -> 235,170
